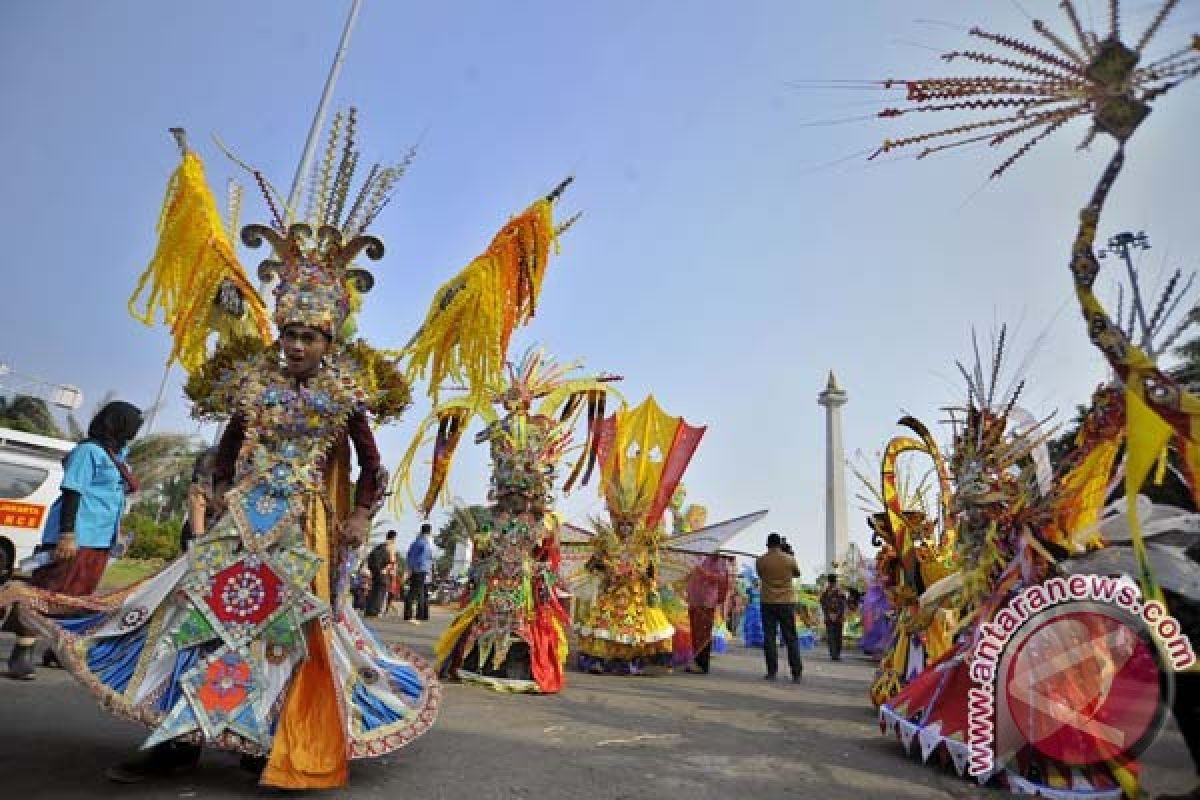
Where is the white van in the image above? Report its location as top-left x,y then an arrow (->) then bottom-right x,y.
0,427 -> 74,581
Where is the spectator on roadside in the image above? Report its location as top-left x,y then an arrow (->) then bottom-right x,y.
364,530 -> 397,617
819,573 -> 848,661
179,447 -> 220,553
754,532 -> 803,682
405,524 -> 434,623
351,563 -> 370,611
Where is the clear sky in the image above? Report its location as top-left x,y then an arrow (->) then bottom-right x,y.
3,1 -> 1199,572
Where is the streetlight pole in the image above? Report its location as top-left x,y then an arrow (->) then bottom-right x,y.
1099,230 -> 1152,347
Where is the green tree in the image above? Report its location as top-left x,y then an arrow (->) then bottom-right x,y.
435,505 -> 488,577
123,501 -> 183,560
120,433 -> 206,522
0,394 -> 66,438
1169,335 -> 1200,391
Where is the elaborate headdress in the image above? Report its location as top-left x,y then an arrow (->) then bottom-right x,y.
392,346 -> 622,515
130,108 -> 414,371
593,395 -> 707,529
868,2 -> 1198,177
245,107 -> 414,341
403,179 -> 580,403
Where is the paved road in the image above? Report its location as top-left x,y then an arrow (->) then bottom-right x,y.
1,610 -> 1194,799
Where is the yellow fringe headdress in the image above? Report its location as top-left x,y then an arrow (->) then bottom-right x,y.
391,346 -> 621,516
403,178 -> 578,404
128,140 -> 272,372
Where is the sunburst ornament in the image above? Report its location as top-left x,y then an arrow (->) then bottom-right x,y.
871,1 -> 1200,177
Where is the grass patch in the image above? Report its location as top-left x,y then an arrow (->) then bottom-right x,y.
100,559 -> 163,590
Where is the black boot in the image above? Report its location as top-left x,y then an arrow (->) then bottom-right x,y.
41,649 -> 61,668
6,643 -> 35,680
104,741 -> 202,784
239,754 -> 267,775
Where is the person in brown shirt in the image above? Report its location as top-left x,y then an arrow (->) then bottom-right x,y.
754,532 -> 803,682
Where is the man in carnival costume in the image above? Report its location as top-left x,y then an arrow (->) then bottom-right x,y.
0,110 -> 440,789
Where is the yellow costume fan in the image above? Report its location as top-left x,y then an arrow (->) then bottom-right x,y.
128,143 -> 271,372
404,178 -> 577,404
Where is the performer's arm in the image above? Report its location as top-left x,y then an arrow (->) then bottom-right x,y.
342,411 -> 383,547
213,413 -> 246,491
346,411 -> 384,510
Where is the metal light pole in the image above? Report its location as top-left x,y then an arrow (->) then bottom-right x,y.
1099,230 -> 1152,346
287,0 -> 363,218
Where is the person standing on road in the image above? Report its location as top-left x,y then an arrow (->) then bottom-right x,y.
819,573 -> 848,661
179,447 -> 220,553
754,532 -> 803,682
684,553 -> 731,674
405,523 -> 434,623
365,530 -> 397,617
4,401 -> 143,680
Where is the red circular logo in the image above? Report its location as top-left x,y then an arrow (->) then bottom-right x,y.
1003,606 -> 1167,766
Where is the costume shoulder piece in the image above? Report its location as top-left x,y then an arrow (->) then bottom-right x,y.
185,335 -> 410,425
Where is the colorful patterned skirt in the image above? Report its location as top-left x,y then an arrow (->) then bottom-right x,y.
0,487 -> 440,789
574,580 -> 674,674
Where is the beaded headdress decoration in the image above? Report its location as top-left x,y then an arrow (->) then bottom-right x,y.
241,107 -> 414,341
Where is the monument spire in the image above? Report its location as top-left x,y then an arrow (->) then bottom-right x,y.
817,370 -> 849,574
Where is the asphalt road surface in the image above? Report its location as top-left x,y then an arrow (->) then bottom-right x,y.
1,610 -> 1195,799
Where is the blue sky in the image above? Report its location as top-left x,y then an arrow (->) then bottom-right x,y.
3,1 -> 1199,571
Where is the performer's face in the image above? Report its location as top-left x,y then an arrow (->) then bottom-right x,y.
281,324 -> 330,378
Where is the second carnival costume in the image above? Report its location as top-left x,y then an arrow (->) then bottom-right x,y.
564,396 -> 766,675
857,5 -> 1200,797
0,111 -> 439,789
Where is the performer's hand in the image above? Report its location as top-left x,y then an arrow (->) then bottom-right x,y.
341,509 -> 371,548
210,483 -> 230,516
54,532 -> 78,562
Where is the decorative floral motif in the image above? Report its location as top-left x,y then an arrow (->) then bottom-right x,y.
195,653 -> 253,715
206,559 -> 283,631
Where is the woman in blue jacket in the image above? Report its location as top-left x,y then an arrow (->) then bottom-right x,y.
5,400 -> 142,679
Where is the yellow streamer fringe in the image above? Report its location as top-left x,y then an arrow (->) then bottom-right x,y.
128,151 -> 271,373
404,198 -> 557,403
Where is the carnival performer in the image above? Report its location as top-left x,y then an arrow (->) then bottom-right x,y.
3,400 -> 143,680
857,564 -> 892,659
566,396 -> 770,675
0,110 -> 439,789
683,553 -> 732,674
405,348 -> 620,693
575,503 -> 678,674
861,6 -> 1200,796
